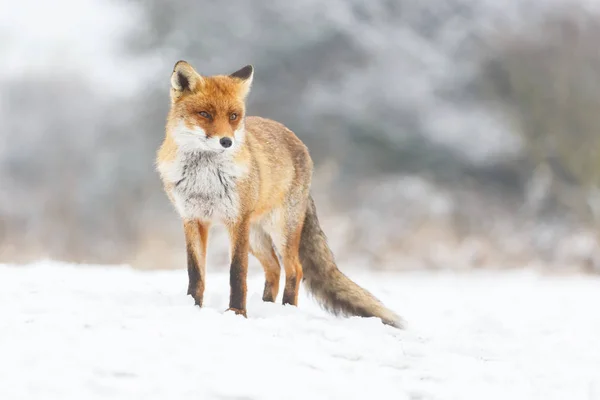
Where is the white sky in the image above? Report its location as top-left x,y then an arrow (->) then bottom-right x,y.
0,0 -> 151,94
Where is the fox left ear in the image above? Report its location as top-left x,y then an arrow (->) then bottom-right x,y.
229,65 -> 254,98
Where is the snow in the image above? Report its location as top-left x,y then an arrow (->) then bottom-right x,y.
1,261 -> 599,400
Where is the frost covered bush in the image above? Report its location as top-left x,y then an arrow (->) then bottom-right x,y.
2,0 -> 600,272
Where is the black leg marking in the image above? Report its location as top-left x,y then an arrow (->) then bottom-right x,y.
282,274 -> 298,306
187,243 -> 203,306
229,253 -> 247,312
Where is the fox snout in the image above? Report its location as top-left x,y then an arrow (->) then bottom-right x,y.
207,133 -> 236,151
219,137 -> 233,148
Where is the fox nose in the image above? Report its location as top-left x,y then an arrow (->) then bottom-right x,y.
219,137 -> 233,148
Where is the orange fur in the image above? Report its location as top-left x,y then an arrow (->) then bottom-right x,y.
156,61 -> 404,328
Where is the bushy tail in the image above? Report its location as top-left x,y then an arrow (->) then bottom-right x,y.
299,195 -> 404,329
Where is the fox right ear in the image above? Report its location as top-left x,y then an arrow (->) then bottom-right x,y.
170,60 -> 203,100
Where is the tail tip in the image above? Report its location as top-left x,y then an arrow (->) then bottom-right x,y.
382,313 -> 406,330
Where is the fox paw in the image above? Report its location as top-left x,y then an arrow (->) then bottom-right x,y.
225,308 -> 247,318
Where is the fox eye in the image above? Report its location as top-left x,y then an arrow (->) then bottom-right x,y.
198,111 -> 211,119
230,113 -> 238,121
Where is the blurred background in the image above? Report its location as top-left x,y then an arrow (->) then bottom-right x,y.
2,0 -> 600,274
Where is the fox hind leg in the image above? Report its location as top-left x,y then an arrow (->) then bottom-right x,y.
280,227 -> 303,306
249,225 -> 281,302
264,206 -> 306,307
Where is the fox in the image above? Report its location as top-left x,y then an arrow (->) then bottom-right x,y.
156,60 -> 404,328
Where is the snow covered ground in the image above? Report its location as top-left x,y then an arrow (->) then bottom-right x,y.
1,261 -> 599,400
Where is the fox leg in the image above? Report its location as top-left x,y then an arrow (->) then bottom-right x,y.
226,217 -> 251,317
280,227 -> 304,306
184,220 -> 210,307
249,225 -> 281,302
267,207 -> 306,307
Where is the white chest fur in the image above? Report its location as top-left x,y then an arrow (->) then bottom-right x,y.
159,151 -> 247,222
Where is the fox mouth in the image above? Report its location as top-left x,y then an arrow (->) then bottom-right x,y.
177,133 -> 231,153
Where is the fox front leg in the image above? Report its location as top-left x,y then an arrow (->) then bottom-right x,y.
226,218 -> 250,317
184,220 -> 210,306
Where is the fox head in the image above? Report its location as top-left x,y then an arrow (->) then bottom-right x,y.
168,60 -> 254,152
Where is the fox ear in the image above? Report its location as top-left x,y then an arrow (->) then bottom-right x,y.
230,65 -> 254,98
170,60 -> 203,100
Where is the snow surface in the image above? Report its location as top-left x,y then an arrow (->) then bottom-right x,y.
1,261 -> 599,400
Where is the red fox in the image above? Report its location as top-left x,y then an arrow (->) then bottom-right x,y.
156,60 -> 403,328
